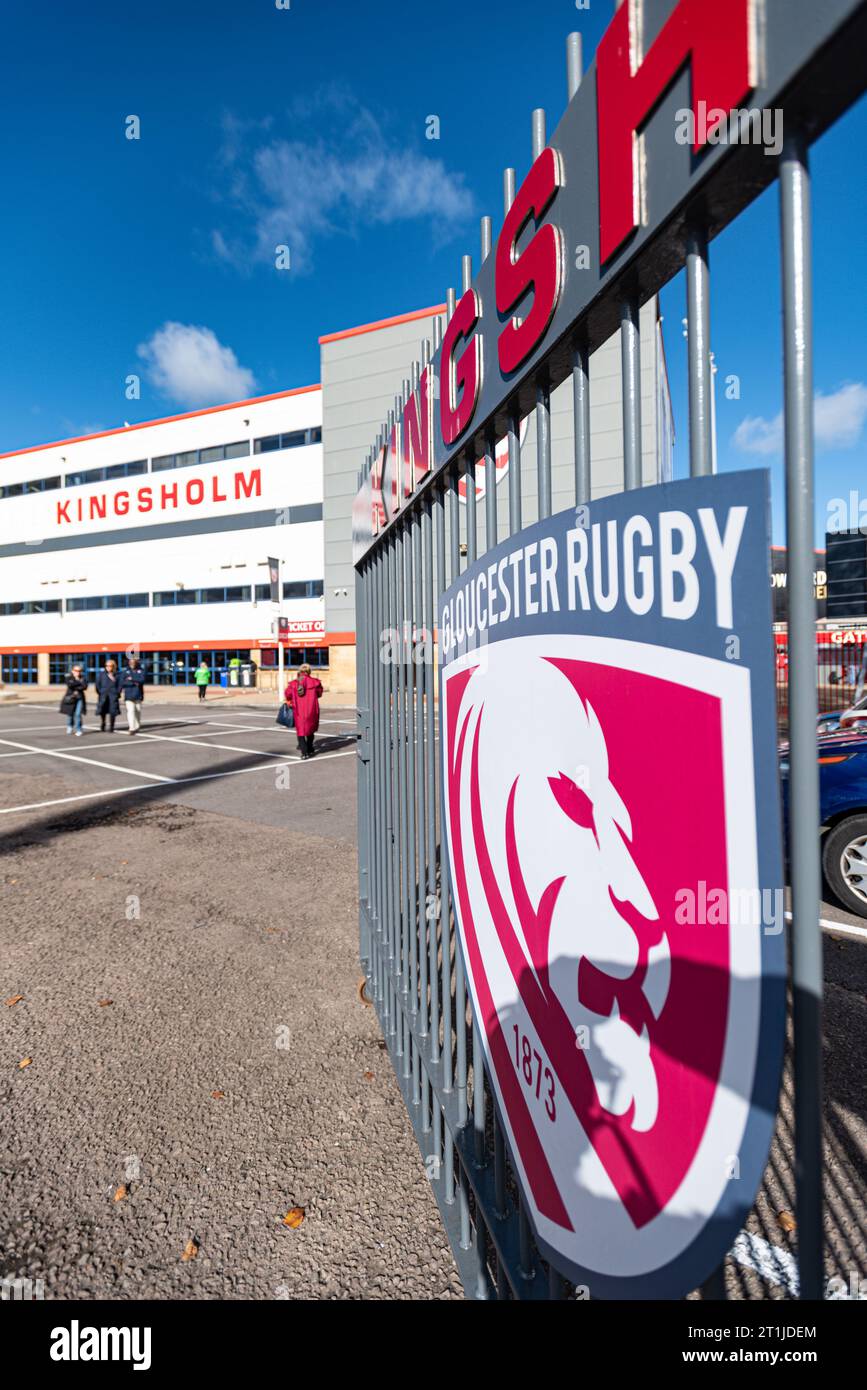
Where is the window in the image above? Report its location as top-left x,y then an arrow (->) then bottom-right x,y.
49,651 -> 134,685
1,655 -> 38,684
151,440 -> 250,473
65,593 -> 149,612
0,475 -> 62,500
148,649 -> 251,685
0,598 -> 62,615
283,579 -> 324,600
253,427 -> 320,453
288,646 -> 328,668
153,586 -> 252,607
254,578 -> 324,601
65,460 -> 147,488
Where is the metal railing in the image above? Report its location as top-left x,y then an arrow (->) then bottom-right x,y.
353,4 -> 867,1299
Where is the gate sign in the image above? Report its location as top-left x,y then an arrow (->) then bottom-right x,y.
439,470 -> 785,1298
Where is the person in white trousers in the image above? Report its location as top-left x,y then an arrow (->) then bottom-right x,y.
119,657 -> 146,735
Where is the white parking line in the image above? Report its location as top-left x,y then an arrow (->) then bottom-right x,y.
0,746 -> 356,816
785,910 -> 867,943
0,736 -> 172,783
729,1231 -> 799,1296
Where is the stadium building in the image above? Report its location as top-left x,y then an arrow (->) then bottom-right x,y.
0,301 -> 672,693
0,387 -> 324,689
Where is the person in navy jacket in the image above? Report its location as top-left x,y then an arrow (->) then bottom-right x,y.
119,657 -> 146,735
95,659 -> 121,733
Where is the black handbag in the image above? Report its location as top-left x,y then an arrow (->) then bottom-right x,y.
276,703 -> 295,730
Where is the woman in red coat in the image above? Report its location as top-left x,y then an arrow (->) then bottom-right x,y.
284,663 -> 324,759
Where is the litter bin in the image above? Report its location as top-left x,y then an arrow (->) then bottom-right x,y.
219,669 -> 229,689
228,666 -> 240,687
240,663 -> 255,688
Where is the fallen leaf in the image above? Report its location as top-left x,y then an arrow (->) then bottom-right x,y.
211,1090 -> 225,1100
181,1239 -> 198,1261
5,995 -> 24,1007
283,1206 -> 305,1229
363,1071 -> 375,1082
18,1057 -> 32,1069
777,1210 -> 796,1233
97,999 -> 113,1007
113,1185 -> 128,1202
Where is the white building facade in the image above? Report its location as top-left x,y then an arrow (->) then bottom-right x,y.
0,386 -> 324,687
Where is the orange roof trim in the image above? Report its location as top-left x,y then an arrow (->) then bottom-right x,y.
0,384 -> 322,463
319,304 -> 446,346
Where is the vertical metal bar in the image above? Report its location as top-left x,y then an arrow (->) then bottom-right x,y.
356,565 -> 370,971
536,379 -> 552,520
480,216 -> 492,263
566,31 -> 583,100
436,477 -> 453,1095
405,515 -> 420,1103
485,427 -> 497,549
414,503 -> 428,1047
531,109 -> 545,160
780,131 -> 823,1302
437,475 -> 456,1207
449,461 -> 469,1136
423,493 -> 439,1061
388,535 -> 402,1049
396,520 -> 411,1075
573,341 -> 591,507
507,410 -> 522,536
620,297 -> 642,490
465,453 -> 477,565
686,226 -> 713,478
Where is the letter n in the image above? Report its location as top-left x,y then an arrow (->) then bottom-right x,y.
596,0 -> 755,264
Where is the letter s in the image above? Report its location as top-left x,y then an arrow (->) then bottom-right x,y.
496,146 -> 564,375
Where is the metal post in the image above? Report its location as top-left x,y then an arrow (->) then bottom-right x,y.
566,32 -> 583,100
485,428 -> 497,549
573,341 -> 591,505
531,108 -> 545,160
686,226 -> 713,477
480,216 -> 492,263
536,379 -> 552,520
620,297 -> 642,490
780,130 -> 823,1302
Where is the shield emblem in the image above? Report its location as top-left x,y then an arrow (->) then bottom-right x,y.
441,631 -> 783,1297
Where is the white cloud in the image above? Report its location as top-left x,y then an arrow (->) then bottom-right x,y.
213,93 -> 475,273
137,322 -> 256,408
732,382 -> 867,456
815,382 -> 867,449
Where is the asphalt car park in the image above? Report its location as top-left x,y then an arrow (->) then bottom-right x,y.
0,702 -> 359,839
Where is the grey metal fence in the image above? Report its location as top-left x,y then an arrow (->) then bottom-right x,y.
353,3 -> 867,1299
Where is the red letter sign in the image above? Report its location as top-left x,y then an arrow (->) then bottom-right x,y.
496,147 -> 564,375
596,0 -> 754,264
402,365 -> 433,493
370,442 -> 386,537
440,290 -> 483,447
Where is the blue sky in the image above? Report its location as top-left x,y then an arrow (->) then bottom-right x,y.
0,0 -> 863,544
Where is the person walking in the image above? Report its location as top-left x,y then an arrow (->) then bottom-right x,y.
119,656 -> 146,735
194,659 -> 210,701
95,659 -> 121,733
284,662 -> 323,759
60,664 -> 88,737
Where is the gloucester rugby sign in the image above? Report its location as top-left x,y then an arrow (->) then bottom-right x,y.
440,471 -> 785,1297
352,0 -> 865,561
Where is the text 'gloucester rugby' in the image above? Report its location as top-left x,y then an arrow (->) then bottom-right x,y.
440,504 -> 748,657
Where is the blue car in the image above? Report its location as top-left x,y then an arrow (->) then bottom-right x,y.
780,732 -> 867,917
